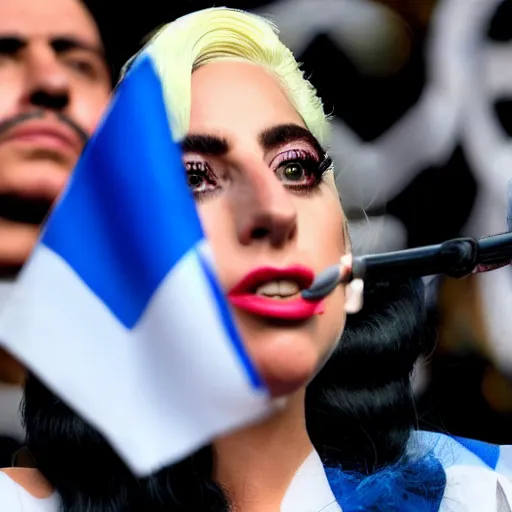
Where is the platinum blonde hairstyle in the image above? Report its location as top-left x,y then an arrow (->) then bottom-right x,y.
123,7 -> 330,145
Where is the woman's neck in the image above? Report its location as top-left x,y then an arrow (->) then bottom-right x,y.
213,390 -> 313,512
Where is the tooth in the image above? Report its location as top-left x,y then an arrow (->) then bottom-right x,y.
255,281 -> 280,296
255,280 -> 301,297
278,280 -> 300,296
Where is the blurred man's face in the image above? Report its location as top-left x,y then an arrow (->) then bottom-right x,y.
0,0 -> 111,385
0,0 -> 111,270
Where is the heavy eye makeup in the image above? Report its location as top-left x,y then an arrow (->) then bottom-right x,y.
270,148 -> 332,195
184,145 -> 332,200
184,159 -> 220,197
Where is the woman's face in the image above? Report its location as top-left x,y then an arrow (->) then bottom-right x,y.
186,61 -> 347,397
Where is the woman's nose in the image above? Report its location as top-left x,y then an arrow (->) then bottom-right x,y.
230,165 -> 298,248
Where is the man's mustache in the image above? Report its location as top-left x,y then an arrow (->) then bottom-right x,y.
0,111 -> 89,145
0,111 -> 90,227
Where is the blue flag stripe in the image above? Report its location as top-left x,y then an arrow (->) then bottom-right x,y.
42,55 -> 204,329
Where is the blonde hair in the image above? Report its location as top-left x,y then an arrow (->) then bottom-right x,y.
123,7 -> 330,145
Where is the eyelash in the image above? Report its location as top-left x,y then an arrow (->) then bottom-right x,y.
184,150 -> 332,200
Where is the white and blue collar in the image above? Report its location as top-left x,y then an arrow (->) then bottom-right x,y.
281,450 -> 341,512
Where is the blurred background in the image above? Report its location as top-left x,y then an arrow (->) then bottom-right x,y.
2,0 -> 512,463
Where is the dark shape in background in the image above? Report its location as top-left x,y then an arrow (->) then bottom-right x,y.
488,0 -> 512,41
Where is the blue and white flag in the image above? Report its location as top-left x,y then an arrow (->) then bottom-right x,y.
0,54 -> 271,476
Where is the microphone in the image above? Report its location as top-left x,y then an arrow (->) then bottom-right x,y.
302,188 -> 512,301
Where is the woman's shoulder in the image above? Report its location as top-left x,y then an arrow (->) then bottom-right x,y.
0,468 -> 60,511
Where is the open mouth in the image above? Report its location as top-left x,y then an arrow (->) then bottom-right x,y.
230,266 -> 313,296
252,279 -> 306,300
227,266 -> 324,320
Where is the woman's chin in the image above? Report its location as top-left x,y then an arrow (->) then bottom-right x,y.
250,340 -> 321,398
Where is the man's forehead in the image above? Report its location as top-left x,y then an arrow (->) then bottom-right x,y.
0,0 -> 101,46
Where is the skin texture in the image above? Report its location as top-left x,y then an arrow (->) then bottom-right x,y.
186,61 -> 350,511
0,0 -> 111,384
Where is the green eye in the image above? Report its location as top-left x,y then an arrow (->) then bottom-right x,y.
282,163 -> 304,181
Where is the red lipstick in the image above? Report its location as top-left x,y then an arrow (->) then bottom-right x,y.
227,266 -> 324,321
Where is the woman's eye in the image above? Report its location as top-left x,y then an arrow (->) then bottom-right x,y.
272,148 -> 326,190
276,161 -> 316,186
280,162 -> 306,182
187,173 -> 204,189
185,162 -> 218,195
187,172 -> 211,193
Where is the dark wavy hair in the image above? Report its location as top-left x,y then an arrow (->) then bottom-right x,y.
21,278 -> 437,511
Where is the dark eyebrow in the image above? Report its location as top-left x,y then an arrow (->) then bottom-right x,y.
51,37 -> 105,59
259,124 -> 325,157
181,124 -> 324,158
0,34 -> 105,60
181,134 -> 230,156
